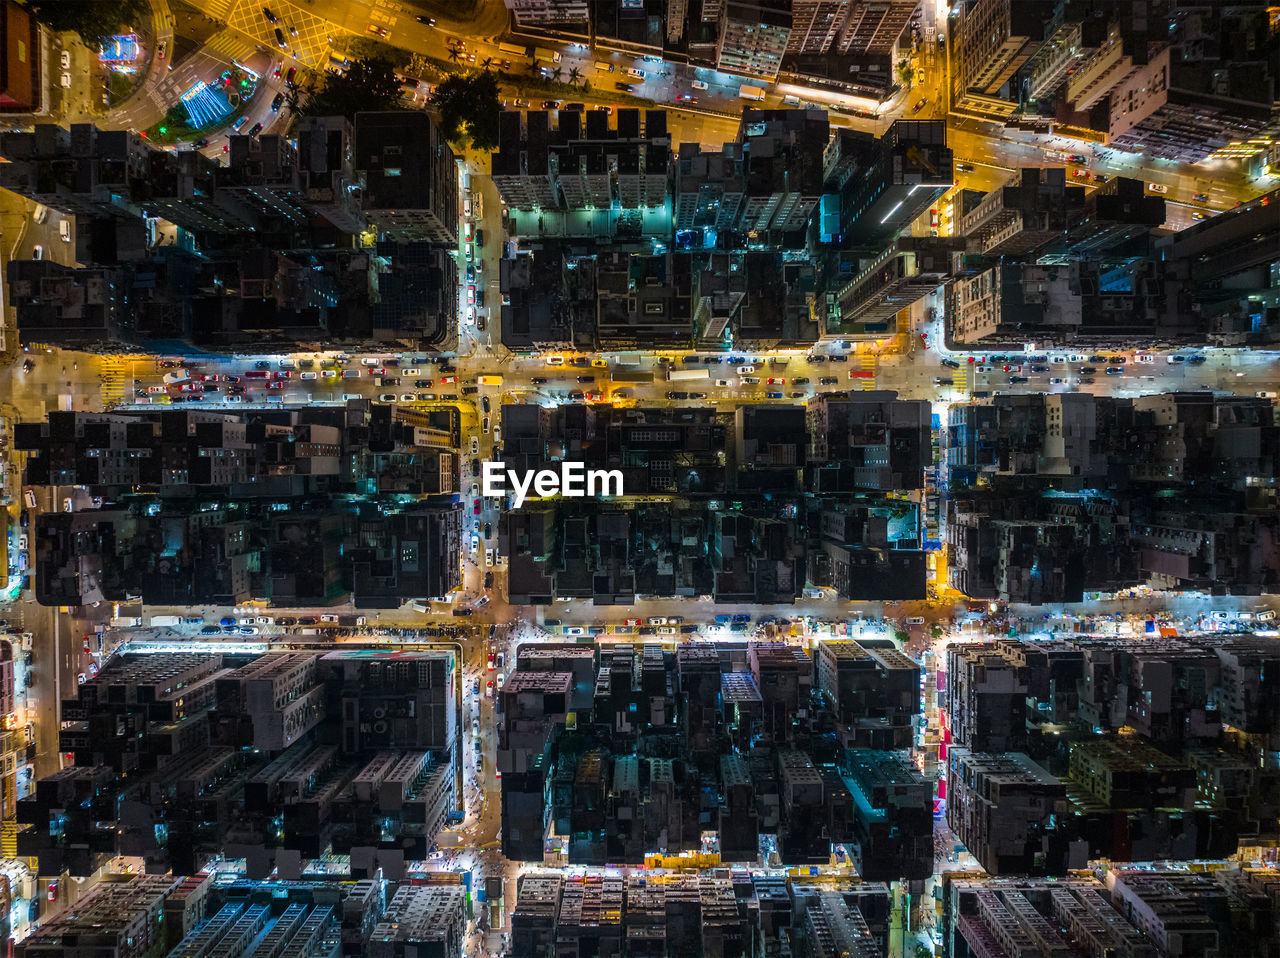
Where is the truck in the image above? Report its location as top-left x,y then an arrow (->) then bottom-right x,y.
739,84 -> 766,101
666,368 -> 710,381
148,615 -> 181,627
533,47 -> 561,64
478,375 -> 503,386
497,42 -> 528,59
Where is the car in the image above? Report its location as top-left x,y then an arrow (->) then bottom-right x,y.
828,354 -> 847,363
741,377 -> 760,385
648,617 -> 666,625
1192,191 -> 1209,203
1105,367 -> 1124,375
737,365 -> 755,374
262,6 -> 278,21
1073,167 -> 1088,178
940,358 -> 960,369
267,380 -> 285,390
911,97 -> 928,113
201,625 -> 222,635
531,377 -> 548,385
792,377 -> 810,385
414,379 -> 433,388
271,92 -> 285,111
470,437 -> 480,455
454,607 -> 474,616
416,15 -> 436,25
576,375 -> 595,384
368,24 -> 388,37
766,391 -> 783,399
1009,375 -> 1029,384
1092,172 -> 1109,183
933,377 -> 953,386
1030,364 -> 1049,373
767,377 -> 785,385
1167,355 -> 1186,364
955,162 -> 974,173
819,376 -> 839,385
440,376 -> 457,385
676,94 -> 696,102
248,122 -> 263,137
807,354 -> 826,363
285,67 -> 296,85
1050,377 -> 1065,385
239,626 -> 259,635
1079,366 -> 1097,374
715,379 -> 731,386
692,79 -> 709,90
1187,355 -> 1207,364
274,27 -> 286,46
1147,182 -> 1168,194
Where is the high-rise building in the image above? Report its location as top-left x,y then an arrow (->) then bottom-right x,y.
953,0 -> 1055,110
717,0 -> 793,81
490,109 -> 672,238
789,0 -> 916,57
821,120 -> 953,247
959,167 -> 1086,258
296,115 -> 367,234
354,111 -> 457,244
504,0 -> 588,26
1105,4 -> 1279,161
829,236 -> 963,338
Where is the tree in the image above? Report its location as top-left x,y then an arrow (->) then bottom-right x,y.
447,47 -> 461,63
298,58 -> 403,121
568,67 -> 582,85
551,67 -> 564,83
897,57 -> 914,87
429,70 -> 501,151
29,0 -> 146,40
482,57 -> 493,69
342,37 -> 411,70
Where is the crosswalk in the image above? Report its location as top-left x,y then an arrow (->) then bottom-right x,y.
951,364 -> 970,393
99,357 -> 134,408
853,354 -> 877,390
202,29 -> 259,65
201,0 -> 237,21
1,820 -> 19,859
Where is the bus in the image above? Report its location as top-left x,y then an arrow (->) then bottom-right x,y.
739,84 -> 766,101
497,42 -> 527,59
533,47 -> 561,64
478,375 -> 503,386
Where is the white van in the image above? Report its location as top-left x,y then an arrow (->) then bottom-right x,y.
626,68 -> 646,81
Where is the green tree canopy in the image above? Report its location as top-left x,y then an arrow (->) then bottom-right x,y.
30,0 -> 146,40
297,58 -> 403,121
340,37 -> 411,70
429,71 -> 501,152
